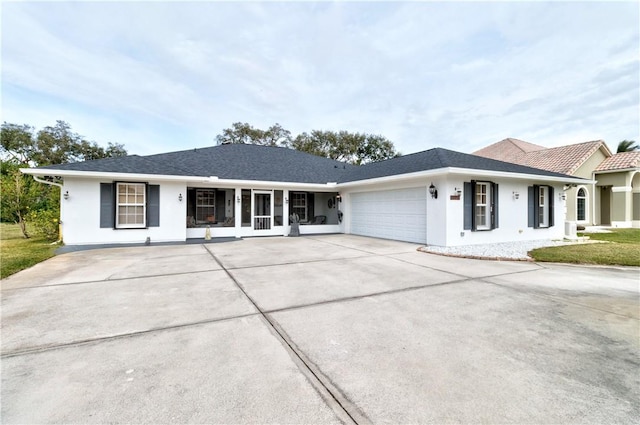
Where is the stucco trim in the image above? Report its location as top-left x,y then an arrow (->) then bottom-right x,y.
611,186 -> 632,193
595,168 -> 639,175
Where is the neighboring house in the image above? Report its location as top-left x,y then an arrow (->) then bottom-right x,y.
594,151 -> 640,228
474,138 -> 640,228
22,144 -> 588,247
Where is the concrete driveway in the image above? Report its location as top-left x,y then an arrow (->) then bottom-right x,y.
1,235 -> 639,424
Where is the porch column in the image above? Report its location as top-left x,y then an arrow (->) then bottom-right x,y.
283,190 -> 289,236
234,187 -> 242,238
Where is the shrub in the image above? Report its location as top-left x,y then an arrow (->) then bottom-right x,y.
26,209 -> 60,241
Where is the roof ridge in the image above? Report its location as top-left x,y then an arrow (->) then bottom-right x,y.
546,140 -> 606,175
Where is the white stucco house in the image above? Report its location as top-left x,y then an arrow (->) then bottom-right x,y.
21,144 -> 589,247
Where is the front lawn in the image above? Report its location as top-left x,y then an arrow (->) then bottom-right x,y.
529,228 -> 640,267
0,223 -> 57,279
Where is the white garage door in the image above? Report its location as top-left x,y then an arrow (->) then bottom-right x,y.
350,187 -> 427,244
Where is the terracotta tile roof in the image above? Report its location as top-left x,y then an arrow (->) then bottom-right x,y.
474,139 -> 611,175
594,151 -> 640,172
473,138 -> 545,163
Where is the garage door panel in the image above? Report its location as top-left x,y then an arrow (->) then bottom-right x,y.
350,187 -> 426,244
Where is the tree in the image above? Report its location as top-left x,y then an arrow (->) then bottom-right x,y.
215,122 -> 292,146
215,123 -> 399,164
0,164 -> 45,238
1,120 -> 127,167
617,140 -> 639,153
0,123 -> 36,164
262,123 -> 292,147
1,121 -> 127,238
290,130 -> 399,164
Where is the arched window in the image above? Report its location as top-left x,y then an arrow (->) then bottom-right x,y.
577,187 -> 587,222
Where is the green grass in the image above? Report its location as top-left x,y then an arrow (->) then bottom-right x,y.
1,223 -> 57,279
530,228 -> 640,267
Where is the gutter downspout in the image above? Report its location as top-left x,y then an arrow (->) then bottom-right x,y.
32,175 -> 64,244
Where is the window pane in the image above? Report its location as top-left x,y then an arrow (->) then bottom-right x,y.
577,199 -> 585,221
116,183 -> 146,227
475,206 -> 486,226
474,182 -> 491,229
577,188 -> 586,221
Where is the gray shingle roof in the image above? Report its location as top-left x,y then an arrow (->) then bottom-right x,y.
37,154 -> 195,176
341,148 -> 576,182
34,144 -> 578,183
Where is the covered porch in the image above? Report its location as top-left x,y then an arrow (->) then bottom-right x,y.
185,186 -> 343,239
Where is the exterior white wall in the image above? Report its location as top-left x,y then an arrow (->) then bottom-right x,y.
62,178 -> 187,245
425,177 -> 447,246
60,178 -> 343,245
59,173 -> 568,247
343,175 -> 565,246
442,176 -> 565,246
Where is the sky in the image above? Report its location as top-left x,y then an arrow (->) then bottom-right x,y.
1,1 -> 639,157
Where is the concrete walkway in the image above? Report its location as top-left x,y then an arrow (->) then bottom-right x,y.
1,235 -> 639,423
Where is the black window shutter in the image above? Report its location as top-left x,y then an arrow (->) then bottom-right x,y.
463,182 -> 472,230
548,186 -> 554,227
527,186 -> 535,228
100,183 -> 115,228
533,185 -> 541,228
148,185 -> 160,227
491,183 -> 499,229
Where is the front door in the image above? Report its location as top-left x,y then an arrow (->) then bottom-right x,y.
253,191 -> 274,234
600,186 -> 611,225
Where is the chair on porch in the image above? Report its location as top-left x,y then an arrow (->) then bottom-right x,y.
310,215 -> 326,225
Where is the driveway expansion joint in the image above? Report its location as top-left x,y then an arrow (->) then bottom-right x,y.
203,244 -> 361,425
0,312 -> 261,359
0,268 -> 226,292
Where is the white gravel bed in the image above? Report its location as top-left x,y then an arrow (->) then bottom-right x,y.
421,239 -> 571,261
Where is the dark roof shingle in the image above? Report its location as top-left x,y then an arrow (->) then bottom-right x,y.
32,143 -> 579,183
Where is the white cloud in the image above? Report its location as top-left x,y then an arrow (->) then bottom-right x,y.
1,1 -> 638,157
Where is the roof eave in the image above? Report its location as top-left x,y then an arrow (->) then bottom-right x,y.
338,168 -> 447,188
594,167 -> 639,174
20,168 -> 198,182
338,167 -> 592,188
20,168 -> 341,190
22,165 -> 593,189
447,167 -> 594,184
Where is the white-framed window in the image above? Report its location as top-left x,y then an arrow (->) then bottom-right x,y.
576,187 -> 587,222
196,189 -> 216,222
475,182 -> 491,230
539,186 -> 549,228
116,183 -> 146,228
464,181 -> 499,231
528,185 -> 554,229
291,192 -> 308,222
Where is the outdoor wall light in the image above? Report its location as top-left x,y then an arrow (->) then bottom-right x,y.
178,193 -> 183,202
429,183 -> 438,199
336,194 -> 342,202
512,191 -> 520,200
63,190 -> 70,200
